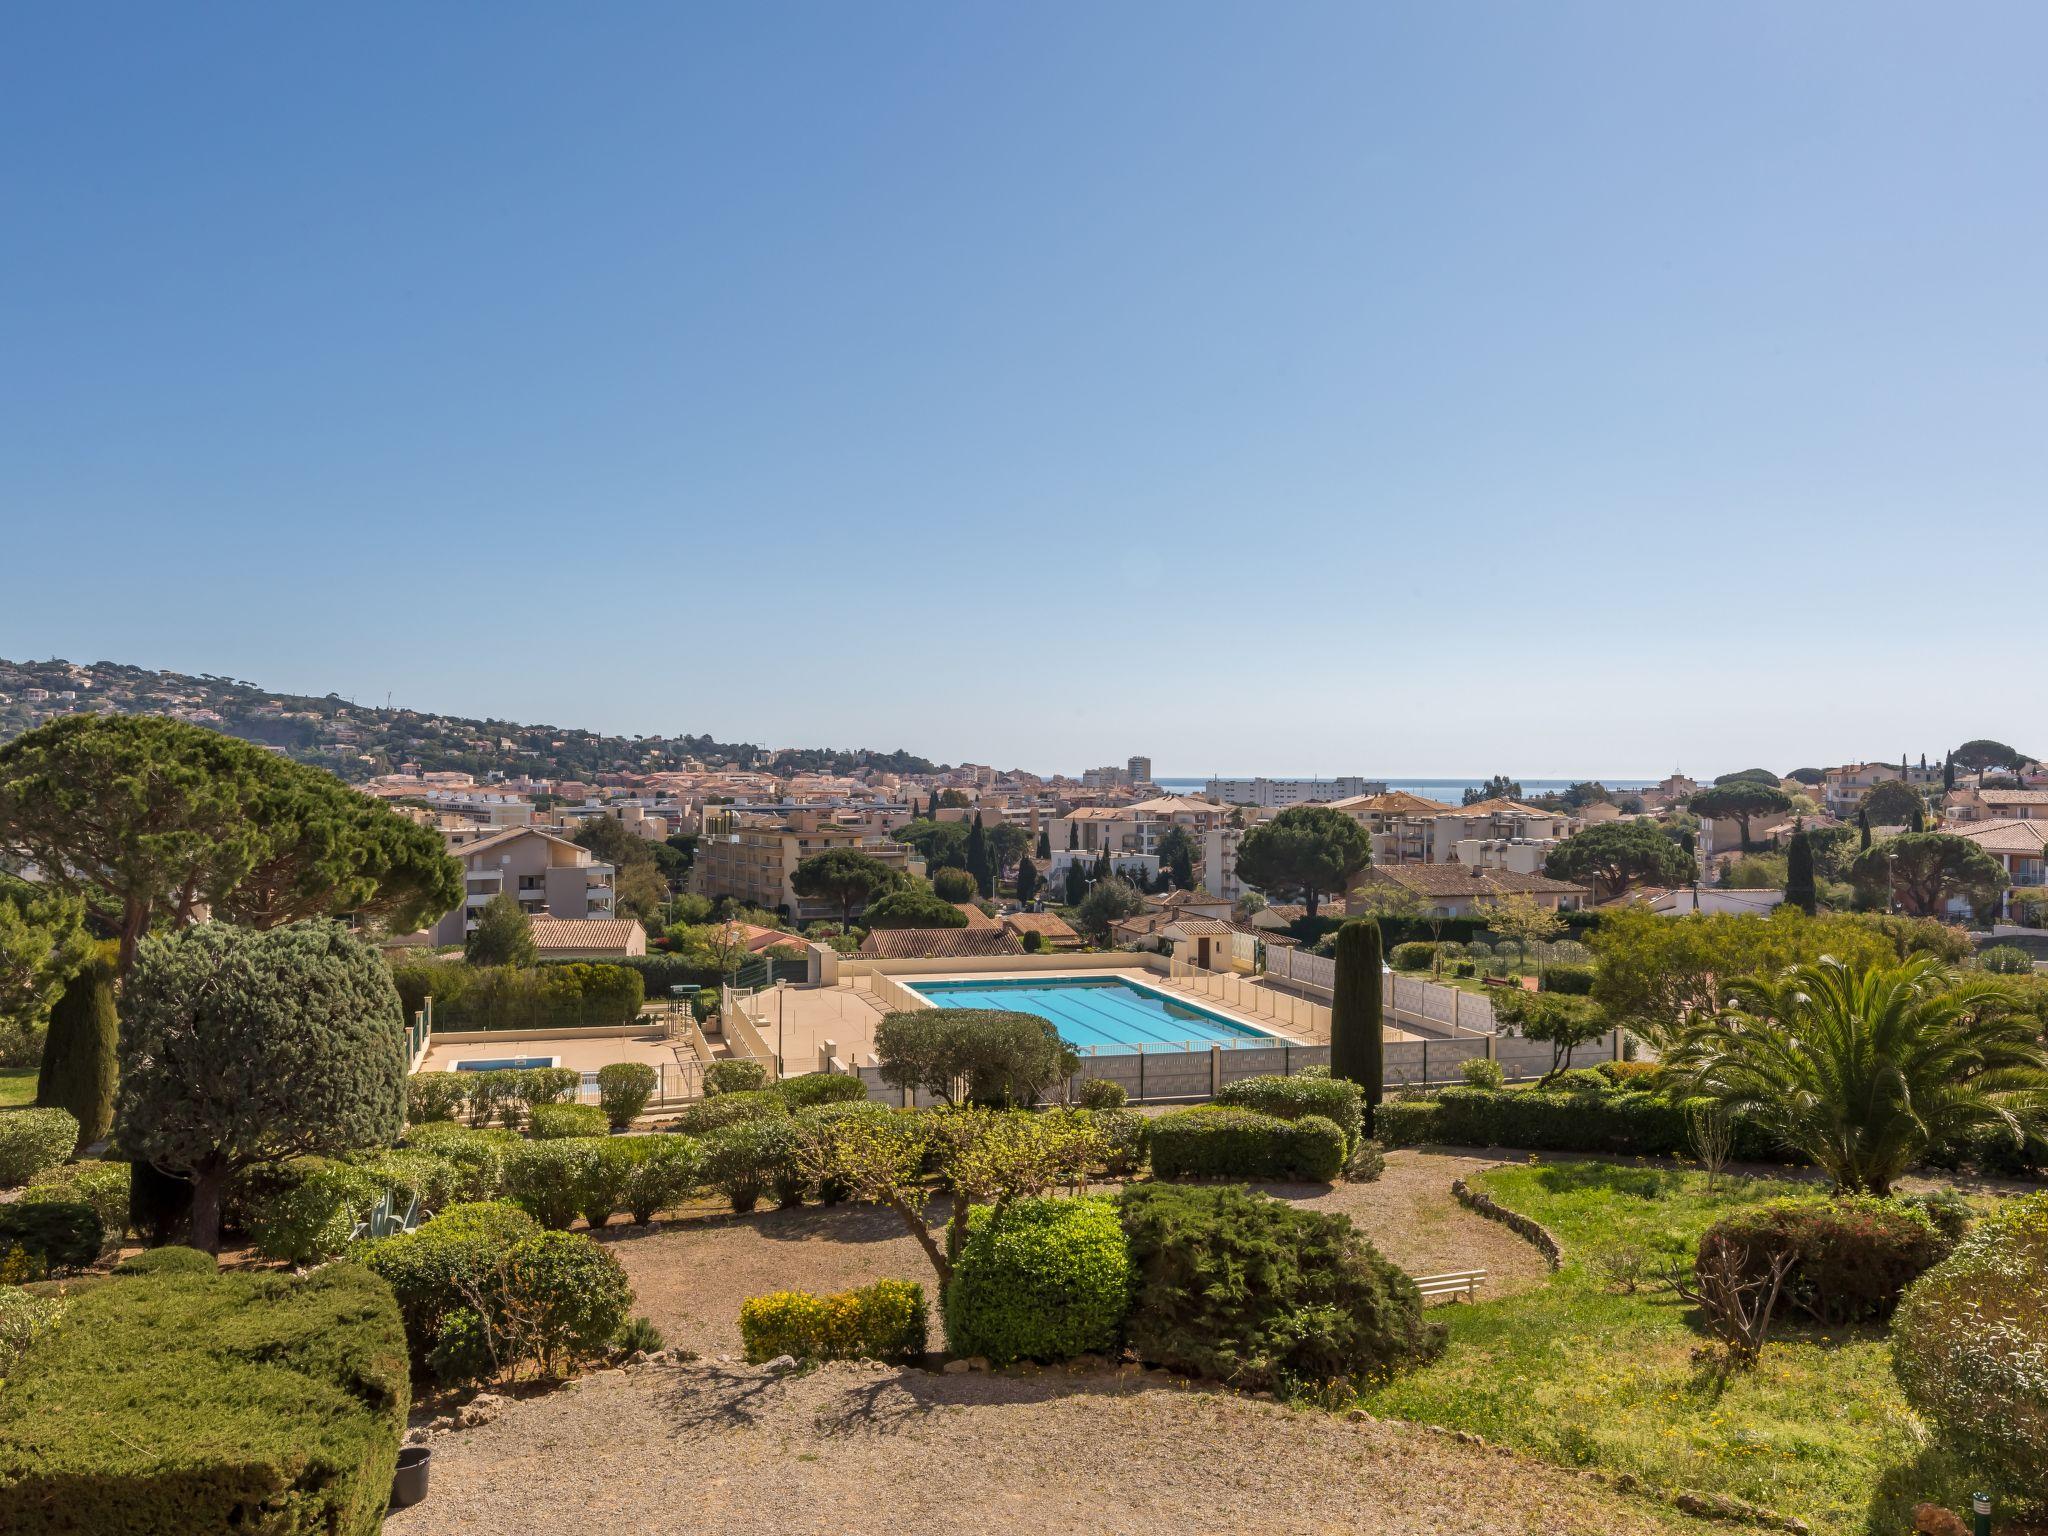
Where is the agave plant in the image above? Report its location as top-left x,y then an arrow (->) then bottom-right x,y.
351,1188 -> 421,1245
1662,954 -> 2048,1195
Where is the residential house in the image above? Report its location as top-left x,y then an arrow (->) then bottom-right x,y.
1602,887 -> 1785,917
1353,864 -> 1590,918
1946,788 -> 2048,824
1945,820 -> 2048,922
428,827 -> 618,945
1823,761 -> 1940,819
528,915 -> 648,960
855,928 -> 1026,960
691,809 -> 915,921
1326,790 -> 1454,865
999,911 -> 1080,951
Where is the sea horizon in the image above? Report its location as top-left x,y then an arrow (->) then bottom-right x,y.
1154,775 -> 1659,798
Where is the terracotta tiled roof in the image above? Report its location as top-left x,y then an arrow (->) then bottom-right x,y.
528,916 -> 645,954
1326,791 -> 1454,815
856,928 -> 1026,960
1000,911 -> 1078,940
1442,798 -> 1556,818
1123,796 -> 1221,816
1359,865 -> 1589,898
1949,819 -> 2048,855
951,902 -> 1000,929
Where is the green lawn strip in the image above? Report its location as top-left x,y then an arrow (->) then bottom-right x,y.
1360,1162 -> 1977,1536
0,1069 -> 36,1108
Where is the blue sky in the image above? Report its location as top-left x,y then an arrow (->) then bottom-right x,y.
3,5 -> 2044,778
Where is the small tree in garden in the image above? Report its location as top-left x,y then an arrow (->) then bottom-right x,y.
1074,876 -> 1145,942
467,893 -> 538,967
930,867 -> 979,903
118,921 -> 406,1251
873,1009 -> 1076,1106
0,877 -> 94,1048
34,945 -> 119,1152
1329,919 -> 1384,1133
791,848 -> 900,927
860,888 -> 971,930
800,1107 -> 1102,1287
1037,828 -> 1052,861
1494,991 -> 1608,1082
1684,1100 -> 1733,1192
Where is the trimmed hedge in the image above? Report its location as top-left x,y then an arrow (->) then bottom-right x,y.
529,1103 -> 609,1141
670,1089 -> 787,1137
0,1111 -> 80,1190
1119,1183 -> 1444,1392
619,1136 -> 703,1224
704,1060 -> 769,1097
702,1118 -> 798,1213
1700,1198 -> 1950,1325
1091,1107 -> 1147,1175
945,1197 -> 1131,1364
0,1264 -> 408,1536
404,1072 -> 468,1124
20,1162 -> 129,1257
1148,1106 -> 1347,1182
1077,1079 -> 1127,1110
1217,1074 -> 1364,1152
399,1122 -> 517,1202
1540,963 -> 1596,995
0,1202 -> 102,1280
0,1285 -> 62,1376
1892,1193 -> 2048,1500
739,1278 -> 927,1364
597,1062 -> 658,1129
1389,942 -> 1439,972
250,1163 -> 385,1266
503,1140 -> 599,1229
774,1073 -> 870,1110
390,961 -> 645,1032
1371,1087 -> 1791,1162
112,1246 -> 217,1276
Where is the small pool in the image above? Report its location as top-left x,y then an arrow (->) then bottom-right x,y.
906,976 -> 1274,1053
452,1056 -> 560,1072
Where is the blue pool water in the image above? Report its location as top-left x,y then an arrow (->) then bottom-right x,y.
907,977 -> 1273,1053
452,1056 -> 559,1072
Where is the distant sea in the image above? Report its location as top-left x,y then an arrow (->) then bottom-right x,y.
1155,777 -> 1655,801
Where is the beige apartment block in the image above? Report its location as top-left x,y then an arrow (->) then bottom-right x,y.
691,809 -> 915,921
428,826 -> 617,945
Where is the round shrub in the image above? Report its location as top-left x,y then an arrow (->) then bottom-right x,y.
1595,1060 -> 1663,1089
250,1162 -> 385,1264
358,1199 -> 541,1358
1389,942 -> 1439,972
622,1135 -> 703,1224
671,1089 -> 787,1137
112,1245 -> 217,1276
1699,1197 -> 1950,1324
0,1110 -> 80,1190
1348,1138 -> 1388,1182
1977,944 -> 2037,975
945,1197 -> 1131,1364
775,1073 -> 870,1110
427,1306 -> 493,1388
1148,1106 -> 1346,1183
1119,1183 -> 1444,1392
529,1102 -> 609,1141
1892,1192 -> 2047,1500
573,1137 -> 640,1229
405,1072 -> 470,1124
597,1062 -> 658,1130
1217,1073 -> 1364,1150
1459,1057 -> 1505,1090
425,1229 -> 634,1385
704,1060 -> 769,1097
0,1201 -> 101,1278
1372,1098 -> 1441,1148
1540,963 -> 1596,995
350,1147 -> 464,1216
502,1140 -> 600,1230
1547,1067 -> 1611,1096
400,1122 -> 516,1201
20,1162 -> 129,1256
1078,1079 -> 1127,1111
702,1118 -> 797,1213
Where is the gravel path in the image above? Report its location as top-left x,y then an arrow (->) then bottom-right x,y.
599,1149 -> 1546,1359
386,1357 -> 1700,1536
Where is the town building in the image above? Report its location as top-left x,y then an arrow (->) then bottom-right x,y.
1352,864 -> 1590,918
1203,776 -> 1384,809
427,827 -> 618,945
690,809 -> 915,921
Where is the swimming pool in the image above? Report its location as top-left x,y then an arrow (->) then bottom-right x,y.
452,1055 -> 560,1072
905,976 -> 1274,1053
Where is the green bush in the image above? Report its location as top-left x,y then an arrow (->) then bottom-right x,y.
0,1285 -> 62,1376
1090,1107 -> 1147,1175
573,1138 -> 640,1229
1548,1067 -> 1611,1096
670,1088 -> 787,1137
1892,1193 -> 2047,1502
460,1069 -> 520,1127
1459,1057 -> 1505,1090
1373,1098 -> 1442,1147
0,1202 -> 101,1278
357,1200 -> 540,1359
738,1278 -> 927,1363
1148,1106 -> 1347,1182
503,1139 -> 599,1229
0,1110 -> 80,1189
1540,963 -> 1596,995
1217,1073 -> 1364,1151
1977,944 -> 2037,975
404,1072 -> 469,1124
20,1162 -> 129,1257
1595,1060 -> 1664,1089
704,1059 -> 770,1097
1396,1087 -> 1790,1161
512,1066 -> 582,1110
702,1118 -> 796,1213
945,1197 -> 1131,1364
0,1263 -> 408,1536
1348,1138 -> 1387,1181
1698,1198 -> 1950,1324
1119,1183 -> 1443,1392
774,1072 -> 870,1109
250,1163 -> 386,1265
1077,1078 -> 1128,1110
349,1147 -> 463,1216
111,1246 -> 217,1276
1389,942 -> 1439,972
430,1228 -> 633,1384
529,1102 -> 609,1141
622,1136 -> 704,1224
400,1122 -> 516,1201
597,1062 -> 658,1129
390,961 -> 645,1032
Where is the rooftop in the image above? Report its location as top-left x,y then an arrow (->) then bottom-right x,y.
855,927 -> 1027,960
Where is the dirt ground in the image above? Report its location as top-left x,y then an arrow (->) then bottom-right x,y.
596,1148 -> 1548,1359
385,1356 -> 1704,1536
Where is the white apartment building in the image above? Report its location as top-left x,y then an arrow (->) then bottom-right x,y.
1204,776 -> 1384,809
1822,761 -> 1940,819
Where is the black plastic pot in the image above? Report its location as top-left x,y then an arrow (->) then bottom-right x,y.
390,1445 -> 431,1509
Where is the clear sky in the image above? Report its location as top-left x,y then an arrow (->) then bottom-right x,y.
3,5 -> 2044,778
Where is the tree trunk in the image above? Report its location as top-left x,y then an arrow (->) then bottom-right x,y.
189,1160 -> 228,1255
117,897 -> 150,978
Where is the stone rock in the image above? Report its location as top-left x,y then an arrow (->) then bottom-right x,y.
403,1428 -> 431,1447
763,1354 -> 799,1374
942,1356 -> 992,1374
1912,1507 -> 1969,1536
426,1415 -> 458,1435
1344,1408 -> 1375,1424
628,1350 -> 650,1365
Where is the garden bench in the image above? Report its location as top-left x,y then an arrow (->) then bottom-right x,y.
1411,1268 -> 1486,1302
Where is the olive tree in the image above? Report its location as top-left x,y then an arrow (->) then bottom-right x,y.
873,1008 -> 1077,1106
117,920 -> 407,1250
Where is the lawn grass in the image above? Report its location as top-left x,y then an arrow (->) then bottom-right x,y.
1361,1161 -> 1979,1536
0,1068 -> 36,1108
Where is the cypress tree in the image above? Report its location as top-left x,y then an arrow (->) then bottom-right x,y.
1942,752 -> 1955,792
1036,828 -> 1051,861
1909,799 -> 1926,833
1015,856 -> 1039,905
1784,830 -> 1818,917
1858,807 -> 1872,850
1068,821 -> 1079,851
1331,919 -> 1385,1134
966,813 -> 992,898
1064,862 -> 1089,906
35,947 -> 119,1152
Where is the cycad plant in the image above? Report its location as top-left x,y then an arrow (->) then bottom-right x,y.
1662,954 -> 2048,1195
